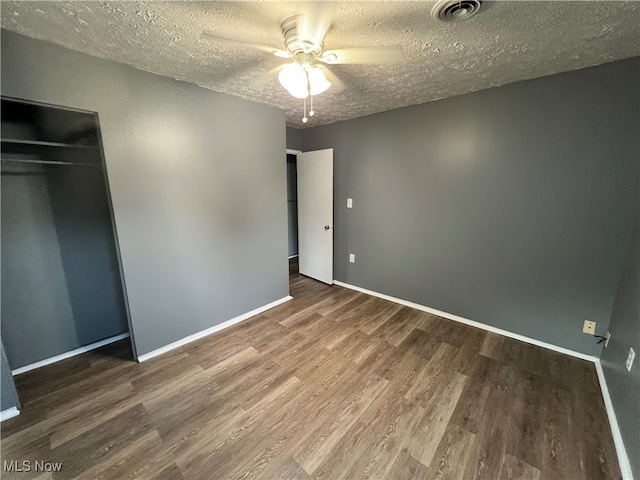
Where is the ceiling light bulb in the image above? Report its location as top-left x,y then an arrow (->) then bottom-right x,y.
286,86 -> 309,99
308,67 -> 331,96
279,63 -> 308,98
279,62 -> 331,99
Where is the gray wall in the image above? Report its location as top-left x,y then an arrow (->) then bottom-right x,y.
1,161 -> 128,368
601,218 -> 639,478
302,57 -> 639,357
1,30 -> 289,357
1,341 -> 20,412
286,127 -> 302,151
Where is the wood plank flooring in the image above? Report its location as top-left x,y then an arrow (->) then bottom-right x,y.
1,260 -> 621,479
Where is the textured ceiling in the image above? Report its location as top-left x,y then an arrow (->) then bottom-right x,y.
2,1 -> 639,128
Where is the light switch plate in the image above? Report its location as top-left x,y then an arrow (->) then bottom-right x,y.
349,253 -> 355,263
347,198 -> 353,208
626,347 -> 635,372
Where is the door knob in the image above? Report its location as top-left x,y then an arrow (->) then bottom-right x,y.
324,225 -> 331,230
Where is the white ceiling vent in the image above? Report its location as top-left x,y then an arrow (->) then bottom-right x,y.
431,0 -> 482,22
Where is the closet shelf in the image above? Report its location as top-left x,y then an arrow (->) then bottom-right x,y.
1,138 -> 98,149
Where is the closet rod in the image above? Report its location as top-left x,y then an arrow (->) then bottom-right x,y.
1,158 -> 99,167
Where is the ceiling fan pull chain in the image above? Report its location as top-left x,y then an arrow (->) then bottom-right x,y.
310,95 -> 315,117
302,97 -> 308,124
302,69 -> 312,123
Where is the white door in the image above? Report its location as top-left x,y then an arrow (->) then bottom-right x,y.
297,148 -> 333,284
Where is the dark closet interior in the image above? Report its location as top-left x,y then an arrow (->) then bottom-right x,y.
1,97 -> 132,370
287,153 -> 298,259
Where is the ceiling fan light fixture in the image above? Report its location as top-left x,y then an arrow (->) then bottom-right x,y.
287,87 -> 311,99
279,62 -> 309,98
308,67 -> 331,95
278,62 -> 331,99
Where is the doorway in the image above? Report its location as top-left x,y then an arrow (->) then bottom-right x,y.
287,152 -> 300,279
293,148 -> 334,285
287,153 -> 299,262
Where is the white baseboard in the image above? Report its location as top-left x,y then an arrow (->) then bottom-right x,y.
137,295 -> 293,363
0,407 -> 20,423
332,281 -> 598,362
594,360 -> 634,480
12,333 -> 131,376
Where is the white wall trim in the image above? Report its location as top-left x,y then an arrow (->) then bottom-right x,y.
12,333 -> 130,376
0,407 -> 20,423
137,295 -> 293,363
594,360 -> 634,480
332,280 -> 598,362
286,148 -> 302,155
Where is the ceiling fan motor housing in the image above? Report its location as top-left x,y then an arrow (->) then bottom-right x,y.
281,15 -> 324,59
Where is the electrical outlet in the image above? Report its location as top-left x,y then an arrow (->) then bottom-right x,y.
583,320 -> 596,335
626,347 -> 635,372
349,253 -> 355,263
347,198 -> 353,208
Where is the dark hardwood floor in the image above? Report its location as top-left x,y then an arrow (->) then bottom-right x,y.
1,259 -> 621,479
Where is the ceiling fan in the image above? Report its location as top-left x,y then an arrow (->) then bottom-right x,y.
202,7 -> 402,123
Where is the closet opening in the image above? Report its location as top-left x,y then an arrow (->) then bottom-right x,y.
1,96 -> 134,380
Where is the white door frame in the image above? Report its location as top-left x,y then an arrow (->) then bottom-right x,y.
286,149 -> 301,259
287,148 -> 334,285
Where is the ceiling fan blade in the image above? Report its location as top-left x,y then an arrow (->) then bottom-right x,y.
297,2 -> 334,48
202,31 -> 290,58
319,47 -> 403,65
249,66 -> 285,87
316,65 -> 345,94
